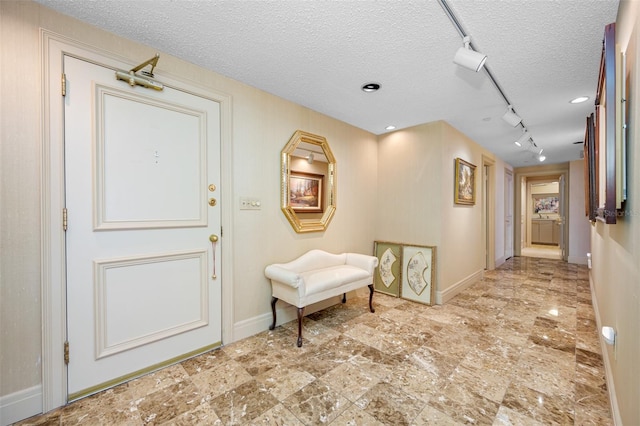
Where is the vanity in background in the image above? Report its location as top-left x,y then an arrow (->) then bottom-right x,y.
531,192 -> 560,245
531,218 -> 560,245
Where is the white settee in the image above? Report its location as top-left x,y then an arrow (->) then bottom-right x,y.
264,249 -> 379,346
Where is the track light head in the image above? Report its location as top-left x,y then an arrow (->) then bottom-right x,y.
453,36 -> 487,72
514,130 -> 530,147
502,105 -> 522,127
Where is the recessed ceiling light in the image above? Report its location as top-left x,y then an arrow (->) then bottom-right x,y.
361,83 -> 381,92
385,125 -> 396,131
570,96 -> 589,104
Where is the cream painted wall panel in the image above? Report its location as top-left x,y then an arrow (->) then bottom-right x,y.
376,122 -> 444,245
0,1 -> 43,397
531,182 -> 559,194
588,1 -> 640,424
568,160 -> 590,264
440,123 -> 486,291
231,104 -> 377,322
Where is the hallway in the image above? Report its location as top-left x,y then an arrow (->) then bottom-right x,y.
17,257 -> 611,425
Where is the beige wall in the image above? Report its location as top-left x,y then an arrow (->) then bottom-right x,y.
531,182 -> 559,194
376,121 -> 510,301
568,160 -> 591,264
589,1 -> 640,424
1,0 -> 45,406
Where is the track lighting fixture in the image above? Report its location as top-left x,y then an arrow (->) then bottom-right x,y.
453,36 -> 487,72
439,0 -> 551,163
537,148 -> 546,162
514,130 -> 530,147
502,105 -> 522,127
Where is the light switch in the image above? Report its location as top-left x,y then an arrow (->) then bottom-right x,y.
240,197 -> 261,210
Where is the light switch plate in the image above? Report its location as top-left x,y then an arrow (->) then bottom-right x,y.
240,197 -> 261,210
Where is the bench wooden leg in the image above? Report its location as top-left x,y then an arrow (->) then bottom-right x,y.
269,297 -> 278,330
342,293 -> 346,303
297,307 -> 305,347
368,284 -> 375,313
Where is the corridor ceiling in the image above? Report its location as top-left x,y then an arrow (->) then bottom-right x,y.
36,0 -> 620,167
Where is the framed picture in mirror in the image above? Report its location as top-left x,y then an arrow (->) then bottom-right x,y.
289,171 -> 323,213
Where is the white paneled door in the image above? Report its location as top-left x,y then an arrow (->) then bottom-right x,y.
64,56 -> 221,399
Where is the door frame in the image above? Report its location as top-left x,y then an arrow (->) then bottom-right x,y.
482,155 -> 495,270
41,31 -> 234,411
504,169 -> 514,261
513,163 -> 569,260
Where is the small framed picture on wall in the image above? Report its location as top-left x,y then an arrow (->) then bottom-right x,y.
454,158 -> 476,205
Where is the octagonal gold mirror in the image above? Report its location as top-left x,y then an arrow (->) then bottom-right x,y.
281,130 -> 336,233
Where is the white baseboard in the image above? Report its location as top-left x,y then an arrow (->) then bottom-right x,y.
568,255 -> 588,265
436,269 -> 484,305
494,256 -> 507,268
589,272 -> 622,425
0,385 -> 43,426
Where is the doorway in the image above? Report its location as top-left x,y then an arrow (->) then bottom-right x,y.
518,174 -> 564,260
482,156 -> 496,270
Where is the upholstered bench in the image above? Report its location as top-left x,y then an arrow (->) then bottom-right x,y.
264,249 -> 378,346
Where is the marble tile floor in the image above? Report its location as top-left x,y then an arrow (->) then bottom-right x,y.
17,257 -> 612,425
520,245 -> 563,260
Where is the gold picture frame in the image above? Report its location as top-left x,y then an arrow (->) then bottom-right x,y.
454,158 -> 476,205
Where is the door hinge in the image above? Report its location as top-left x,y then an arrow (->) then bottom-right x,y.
63,208 -> 68,231
220,227 -> 223,237
61,73 -> 67,97
64,341 -> 70,365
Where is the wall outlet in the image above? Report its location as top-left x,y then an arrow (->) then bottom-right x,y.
240,197 -> 261,210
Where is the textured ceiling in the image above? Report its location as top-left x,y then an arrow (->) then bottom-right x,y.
35,0 -> 619,167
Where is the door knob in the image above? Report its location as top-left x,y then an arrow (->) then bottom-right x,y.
209,198 -> 217,207
209,234 -> 218,243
